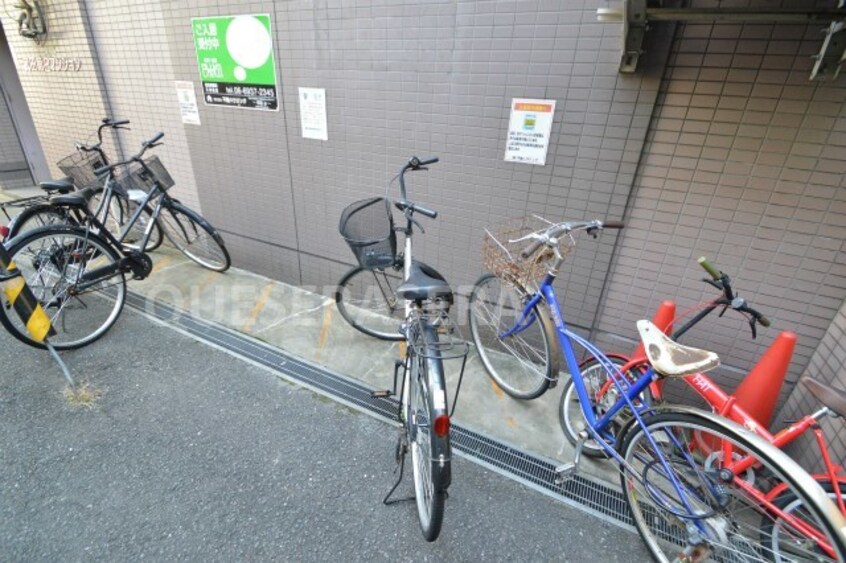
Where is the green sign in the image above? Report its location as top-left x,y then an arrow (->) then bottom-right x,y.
191,14 -> 278,111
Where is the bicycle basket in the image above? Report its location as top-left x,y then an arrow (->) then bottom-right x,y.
114,156 -> 175,194
57,150 -> 108,189
482,216 -> 560,288
339,197 -> 396,270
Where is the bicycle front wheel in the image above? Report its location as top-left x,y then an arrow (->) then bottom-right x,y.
619,410 -> 846,562
159,203 -> 230,272
559,356 -> 649,458
0,226 -> 126,350
408,324 -> 450,542
469,273 -> 559,399
335,266 -> 404,341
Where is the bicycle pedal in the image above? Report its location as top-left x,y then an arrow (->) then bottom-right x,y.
554,463 -> 578,484
371,390 -> 393,399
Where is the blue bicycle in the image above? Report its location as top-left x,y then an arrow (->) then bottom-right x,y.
469,219 -> 846,561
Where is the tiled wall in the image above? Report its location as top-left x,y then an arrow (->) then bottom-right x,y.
779,301 -> 846,471
595,17 -> 846,413
0,2 -> 110,179
0,90 -> 30,190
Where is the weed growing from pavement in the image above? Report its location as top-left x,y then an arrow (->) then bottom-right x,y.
63,382 -> 104,409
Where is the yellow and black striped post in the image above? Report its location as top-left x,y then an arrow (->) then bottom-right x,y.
0,243 -> 56,342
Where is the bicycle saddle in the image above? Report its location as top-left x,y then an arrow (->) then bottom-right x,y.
801,376 -> 846,418
397,262 -> 452,301
50,186 -> 96,208
39,177 -> 74,194
636,320 -> 720,377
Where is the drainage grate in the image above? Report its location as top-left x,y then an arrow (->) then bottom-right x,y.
126,292 -> 634,529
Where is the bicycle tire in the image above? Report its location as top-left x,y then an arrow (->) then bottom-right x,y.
762,480 -> 846,562
618,409 -> 846,562
8,204 -> 75,238
0,226 -> 126,350
159,202 -> 230,272
335,262 -> 450,341
408,322 -> 450,542
335,265 -> 404,341
468,273 -> 559,400
559,355 -> 649,459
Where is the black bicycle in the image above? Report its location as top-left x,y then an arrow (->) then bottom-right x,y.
339,157 -> 468,541
0,133 -> 230,350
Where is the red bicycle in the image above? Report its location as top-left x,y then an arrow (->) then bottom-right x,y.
560,258 -> 846,557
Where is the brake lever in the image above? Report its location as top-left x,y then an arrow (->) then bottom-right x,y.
749,316 -> 757,339
718,304 -> 729,318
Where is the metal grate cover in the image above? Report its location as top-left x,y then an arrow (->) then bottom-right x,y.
125,292 -> 635,529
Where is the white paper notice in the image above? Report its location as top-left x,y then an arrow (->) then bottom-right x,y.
175,81 -> 201,125
299,87 -> 328,141
504,98 -> 556,165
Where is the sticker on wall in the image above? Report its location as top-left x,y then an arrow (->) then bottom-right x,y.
504,99 -> 556,166
191,14 -> 279,111
175,81 -> 201,125
298,87 -> 328,141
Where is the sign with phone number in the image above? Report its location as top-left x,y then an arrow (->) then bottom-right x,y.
191,14 -> 279,111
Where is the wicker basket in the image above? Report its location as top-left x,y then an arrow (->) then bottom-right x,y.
339,197 -> 397,270
482,216 -> 559,288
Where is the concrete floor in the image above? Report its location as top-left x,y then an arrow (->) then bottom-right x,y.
1,186 -> 620,486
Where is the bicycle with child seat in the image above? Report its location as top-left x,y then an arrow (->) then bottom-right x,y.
468,219 -> 846,561
4,117 -> 164,250
339,156 -> 468,542
0,132 -> 230,350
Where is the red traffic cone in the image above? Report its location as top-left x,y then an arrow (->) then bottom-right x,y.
731,331 -> 796,429
633,301 -> 676,399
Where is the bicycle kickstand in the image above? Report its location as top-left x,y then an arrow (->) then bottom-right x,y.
382,430 -> 415,506
555,431 -> 586,485
45,341 -> 76,388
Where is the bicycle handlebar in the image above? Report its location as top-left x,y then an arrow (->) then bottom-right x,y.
519,220 -> 624,259
93,132 -> 164,176
696,256 -> 771,330
397,155 -> 439,219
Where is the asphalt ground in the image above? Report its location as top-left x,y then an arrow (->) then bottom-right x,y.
0,303 -> 648,561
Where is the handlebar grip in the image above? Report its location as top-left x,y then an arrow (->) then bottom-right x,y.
144,131 -> 165,146
698,256 -> 721,280
521,238 -> 545,259
112,119 -> 130,126
603,220 -> 624,229
93,164 -> 112,176
758,315 -> 771,328
415,204 -> 438,219
418,156 -> 439,166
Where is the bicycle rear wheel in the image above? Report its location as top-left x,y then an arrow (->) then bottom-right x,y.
159,202 -> 230,272
469,273 -> 559,399
619,410 -> 846,562
0,226 -> 126,350
8,204 -> 74,238
408,323 -> 450,541
335,265 -> 404,341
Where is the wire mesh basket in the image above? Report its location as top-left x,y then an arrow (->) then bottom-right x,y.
339,197 -> 397,270
56,150 -> 108,189
114,156 -> 175,195
482,215 -> 560,288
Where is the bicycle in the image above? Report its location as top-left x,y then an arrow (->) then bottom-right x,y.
7,118 -> 163,251
468,218 -> 846,561
339,157 -> 468,542
0,133 -> 230,350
